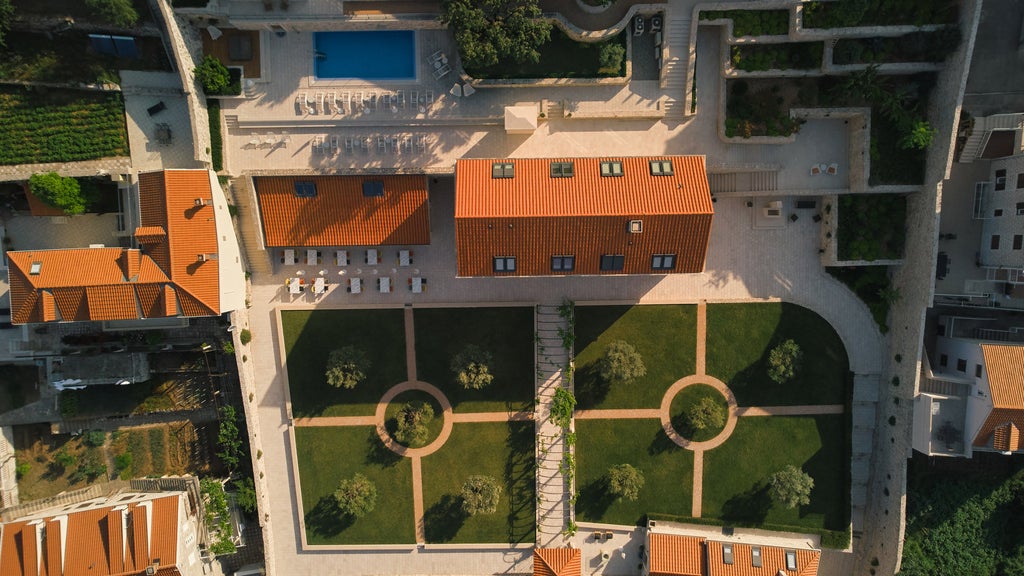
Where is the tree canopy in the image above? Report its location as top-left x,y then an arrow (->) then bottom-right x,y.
767,339 -> 802,384
441,0 -> 552,70
194,56 -> 232,95
450,344 -> 494,389
607,463 -> 644,501
394,400 -> 435,447
84,0 -> 139,28
0,0 -> 13,49
29,172 -> 86,215
461,475 -> 502,515
687,396 -> 726,431
335,473 -> 378,518
599,340 -> 647,384
325,346 -> 370,389
768,465 -> 813,509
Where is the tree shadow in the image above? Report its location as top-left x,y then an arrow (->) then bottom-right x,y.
720,483 -> 772,525
575,477 -> 615,522
423,494 -> 468,543
648,428 -> 678,456
505,421 -> 536,544
304,495 -> 353,539
574,364 -> 610,409
365,430 -> 402,468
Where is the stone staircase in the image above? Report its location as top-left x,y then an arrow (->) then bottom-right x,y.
228,177 -> 273,275
535,303 -> 571,546
660,11 -> 691,119
959,113 -> 1024,163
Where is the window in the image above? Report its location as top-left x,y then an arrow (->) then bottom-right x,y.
975,364 -> 984,378
361,180 -> 384,197
751,547 -> 762,568
628,220 -> 643,233
550,161 -> 574,178
491,162 -> 514,178
1017,173 -> 1024,189
785,551 -> 797,571
294,181 -> 317,197
493,256 -> 516,272
29,261 -> 42,275
957,358 -> 967,373
600,161 -> 624,177
1015,235 -> 1023,250
652,254 -> 676,270
722,544 -> 734,565
551,255 -> 575,271
600,254 -> 625,271
995,169 -> 1007,190
995,209 -> 1004,217
991,235 -> 1001,250
939,354 -> 948,367
649,160 -> 674,176
1017,202 -> 1024,215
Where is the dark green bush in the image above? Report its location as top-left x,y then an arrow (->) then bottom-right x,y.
207,99 -> 223,171
700,9 -> 789,36
731,43 -> 823,71
837,194 -> 907,261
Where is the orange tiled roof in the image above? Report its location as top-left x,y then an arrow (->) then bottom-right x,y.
254,175 -> 430,246
649,534 -> 706,576
973,345 -> 1024,450
534,548 -> 581,576
0,494 -> 182,576
992,422 -> 1021,452
455,157 -> 713,218
706,541 -> 819,576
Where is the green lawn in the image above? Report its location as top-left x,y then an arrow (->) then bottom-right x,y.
670,384 -> 728,442
413,307 -> 534,413
702,415 -> 848,532
574,305 -> 697,410
282,309 -> 407,417
384,390 -> 444,448
575,419 -> 693,525
294,426 -> 415,545
705,303 -> 849,406
421,422 -> 535,544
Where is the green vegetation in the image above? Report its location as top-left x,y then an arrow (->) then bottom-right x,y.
83,430 -> 106,447
84,0 -> 138,27
29,172 -> 85,215
282,309 -> 406,417
325,346 -> 371,390
730,42 -> 823,71
450,345 -> 494,390
207,99 -> 223,171
421,422 -> 534,544
700,9 -> 789,36
295,426 -> 415,544
549,388 -> 576,429
837,194 -> 907,261
606,463 -> 644,501
388,395 -> 439,448
0,30 -> 168,85
705,303 -> 849,406
460,474 -> 502,515
441,0 -> 551,70
671,384 -> 728,442
0,0 -> 12,48
901,457 -> 1024,575
194,55 -> 238,96
827,266 -> 893,333
767,339 -> 802,385
598,42 -> 625,74
802,0 -> 958,29
0,86 -> 128,165
414,307 -> 534,412
239,329 -> 251,345
216,405 -> 243,472
574,305 -> 696,410
768,464 -> 814,509
833,29 -> 961,65
464,28 -> 627,79
598,340 -> 647,385
15,461 -> 29,479
234,477 -> 257,514
334,473 -> 378,518
725,80 -> 804,139
201,478 -> 237,555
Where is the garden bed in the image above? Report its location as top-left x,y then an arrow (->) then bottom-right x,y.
837,194 -> 907,261
465,28 -> 627,79
801,0 -> 958,29
730,42 -> 823,72
826,266 -> 893,333
725,79 -> 808,138
699,10 -> 790,37
59,374 -> 210,419
833,29 -> 960,65
109,423 -> 203,479
13,424 -> 107,500
0,31 -> 170,85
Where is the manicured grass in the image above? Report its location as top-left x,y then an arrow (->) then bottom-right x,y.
384,390 -> 444,448
282,309 -> 407,417
701,415 -> 848,532
705,303 -> 849,406
0,86 -> 128,165
295,426 -> 415,545
574,305 -> 697,410
421,422 -> 535,544
465,29 -> 627,79
413,307 -> 534,413
670,384 -> 728,442
575,419 -> 693,525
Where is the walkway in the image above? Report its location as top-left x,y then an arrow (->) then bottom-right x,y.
534,303 -> 572,546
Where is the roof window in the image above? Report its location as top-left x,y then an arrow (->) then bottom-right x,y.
362,180 -> 385,197
294,181 -> 317,198
492,162 -> 515,179
785,550 -> 797,571
550,161 -> 574,178
29,262 -> 42,275
649,160 -> 674,176
601,161 -> 624,177
751,547 -> 762,567
722,544 -> 734,565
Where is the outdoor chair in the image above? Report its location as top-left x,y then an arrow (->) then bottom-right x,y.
147,101 -> 167,116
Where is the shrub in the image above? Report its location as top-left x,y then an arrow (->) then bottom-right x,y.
598,43 -> 625,72
194,56 -> 231,95
687,397 -> 726,431
441,0 -> 552,70
15,461 -> 29,479
450,345 -> 494,389
69,453 -> 106,483
234,477 -> 257,514
207,99 -> 223,171
0,0 -> 13,48
216,405 -> 242,471
598,340 -> 646,384
83,430 -> 106,447
900,120 -> 936,150
54,449 -> 76,468
201,478 -> 237,555
549,387 -> 576,429
607,463 -> 644,501
768,465 -> 814,509
325,346 -> 371,389
239,329 -> 252,345
222,340 -> 235,355
84,0 -> 139,28
394,401 -> 435,447
115,452 -> 132,477
461,475 -> 502,515
29,172 -> 86,215
767,339 -> 802,384
335,473 -> 377,518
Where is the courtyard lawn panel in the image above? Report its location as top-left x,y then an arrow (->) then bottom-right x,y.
705,303 -> 849,406
282,309 -> 407,417
413,307 -> 534,412
575,419 -> 694,525
295,426 -> 415,545
574,305 -> 697,409
670,384 -> 729,442
421,421 -> 535,544
702,415 -> 848,532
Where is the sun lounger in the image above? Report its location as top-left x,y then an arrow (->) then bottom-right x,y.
426,91 -> 434,104
315,92 -> 324,114
396,90 -> 404,108
433,63 -> 451,79
430,49 -> 443,63
462,83 -> 476,97
353,92 -> 363,112
360,137 -> 370,151
329,92 -> 338,114
402,137 -> 412,152
415,134 -> 426,151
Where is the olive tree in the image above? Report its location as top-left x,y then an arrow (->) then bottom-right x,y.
768,465 -> 813,509
461,475 -> 502,515
767,339 -> 802,384
394,401 -> 435,447
687,397 -> 726,431
29,172 -> 85,215
441,0 -> 552,70
335,473 -> 377,518
325,346 -> 370,389
450,344 -> 494,390
607,463 -> 644,501
599,340 -> 646,384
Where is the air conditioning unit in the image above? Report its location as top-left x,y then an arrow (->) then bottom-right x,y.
197,253 -> 219,262
628,220 -> 643,233
194,198 -> 212,207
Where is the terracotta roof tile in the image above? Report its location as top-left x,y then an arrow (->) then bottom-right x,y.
649,534 -> 705,576
706,541 -> 819,576
254,175 -> 431,246
992,423 -> 1020,452
981,344 -> 1024,409
84,285 -> 138,321
534,548 -> 581,576
52,288 -> 88,323
974,409 -> 1024,451
40,291 -> 56,322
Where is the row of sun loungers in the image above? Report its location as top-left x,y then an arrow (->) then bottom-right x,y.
312,135 -> 428,154
296,90 -> 434,116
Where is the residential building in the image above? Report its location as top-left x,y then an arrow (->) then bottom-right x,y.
454,157 -> 714,277
642,531 -> 819,576
533,548 -> 581,576
975,154 -> 1024,300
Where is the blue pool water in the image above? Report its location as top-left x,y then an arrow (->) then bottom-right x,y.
313,31 -> 416,80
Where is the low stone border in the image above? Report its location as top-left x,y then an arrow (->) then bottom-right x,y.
658,375 -> 738,451
373,381 -> 454,457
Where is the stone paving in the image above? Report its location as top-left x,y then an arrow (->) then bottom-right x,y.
121,70 -> 205,172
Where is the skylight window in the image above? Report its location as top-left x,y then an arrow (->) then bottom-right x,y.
294,181 -> 317,198
550,162 -> 574,178
785,550 -> 797,571
600,161 -> 623,177
649,160 -> 674,176
492,162 -> 515,179
362,180 -> 385,197
29,262 -> 42,275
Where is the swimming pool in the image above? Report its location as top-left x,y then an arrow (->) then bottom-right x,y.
313,31 -> 417,81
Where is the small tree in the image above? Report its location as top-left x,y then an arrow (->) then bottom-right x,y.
767,339 -> 802,384
394,400 -> 435,447
29,172 -> 86,215
84,0 -> 138,28
599,340 -> 646,384
234,477 -> 258,514
598,42 -> 625,72
335,473 -> 377,518
768,465 -> 814,509
0,0 -> 14,48
461,475 -> 502,515
194,55 -> 232,95
687,397 -> 726,431
450,345 -> 494,389
900,120 -> 936,150
325,346 -> 371,389
441,0 -> 552,70
607,463 -> 644,501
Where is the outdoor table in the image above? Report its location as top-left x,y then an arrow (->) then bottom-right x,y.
349,278 -> 362,294
313,277 -> 326,294
336,250 -> 349,266
287,278 -> 301,294
379,277 -> 391,293
283,249 -> 296,265
306,249 -> 319,266
366,249 -> 379,265
399,250 -> 412,267
411,277 -> 425,293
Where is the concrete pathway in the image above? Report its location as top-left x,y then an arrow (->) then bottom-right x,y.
404,306 -> 417,381
736,405 -> 845,417
696,300 -> 707,376
692,450 -> 704,517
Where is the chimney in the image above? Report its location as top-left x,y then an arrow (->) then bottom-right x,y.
194,198 -> 212,207
196,253 -> 219,263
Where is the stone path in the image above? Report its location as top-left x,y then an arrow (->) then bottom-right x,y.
534,303 -> 572,546
736,405 -> 845,417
